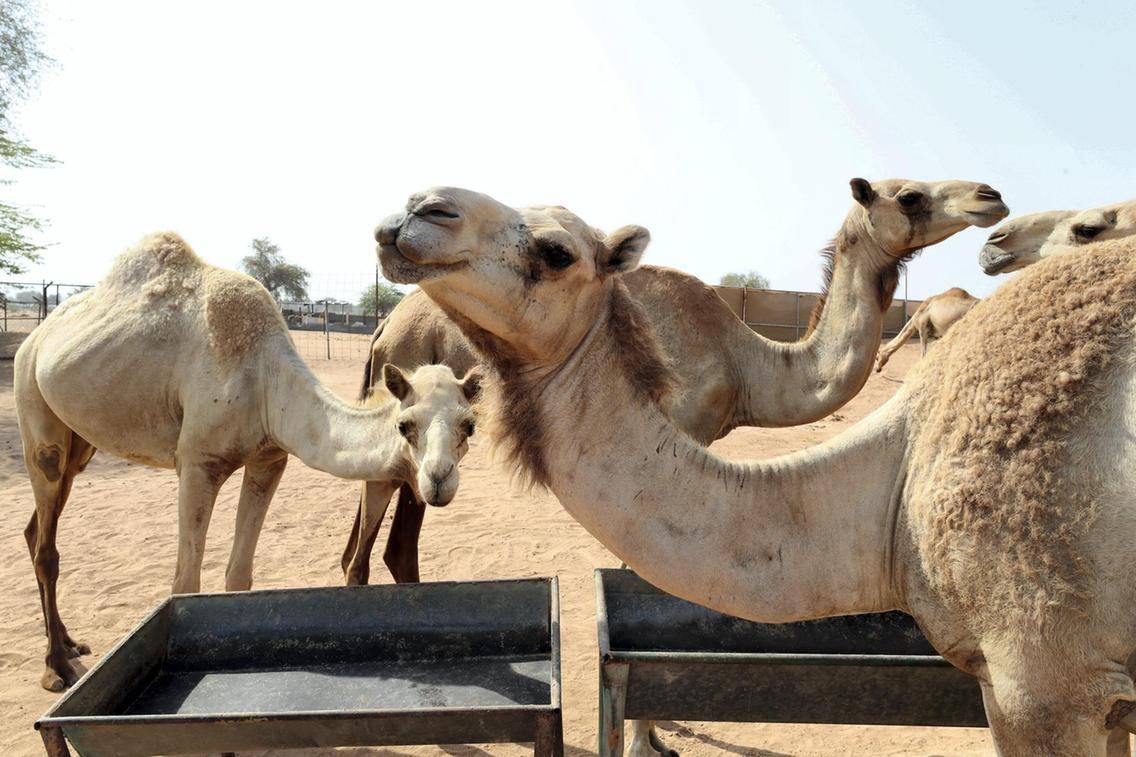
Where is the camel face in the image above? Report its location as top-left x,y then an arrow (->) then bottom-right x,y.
377,186 -> 649,362
979,209 -> 1077,274
382,363 -> 481,506
1037,200 -> 1136,259
850,178 -> 1008,255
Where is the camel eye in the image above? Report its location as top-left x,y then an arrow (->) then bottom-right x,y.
538,241 -> 575,270
1073,224 -> 1103,241
461,420 -> 475,437
897,191 -> 924,211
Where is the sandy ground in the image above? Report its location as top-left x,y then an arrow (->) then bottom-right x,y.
0,333 -> 995,756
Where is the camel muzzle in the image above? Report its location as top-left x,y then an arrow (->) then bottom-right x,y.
375,213 -> 406,245
979,244 -> 1015,275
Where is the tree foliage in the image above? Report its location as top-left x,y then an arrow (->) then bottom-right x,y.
1,0 -> 54,274
359,280 -> 405,318
241,238 -> 310,302
719,270 -> 770,289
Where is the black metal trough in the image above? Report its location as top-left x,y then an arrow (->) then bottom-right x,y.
37,578 -> 562,756
595,568 -> 985,756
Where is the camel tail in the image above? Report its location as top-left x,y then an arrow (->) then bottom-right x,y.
358,318 -> 387,401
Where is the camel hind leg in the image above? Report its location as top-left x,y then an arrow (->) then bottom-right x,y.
18,388 -> 96,690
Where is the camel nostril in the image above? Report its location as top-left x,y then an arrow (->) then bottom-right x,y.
976,186 -> 1002,202
376,213 -> 405,245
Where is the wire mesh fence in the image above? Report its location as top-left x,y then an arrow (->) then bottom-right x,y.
1,280 -> 96,358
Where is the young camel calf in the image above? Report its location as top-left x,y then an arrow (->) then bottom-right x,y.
15,232 -> 481,690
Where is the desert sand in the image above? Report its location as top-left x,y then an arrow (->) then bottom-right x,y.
0,332 -> 995,756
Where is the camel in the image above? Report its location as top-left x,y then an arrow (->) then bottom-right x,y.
873,287 -> 980,371
980,200 -> 1136,275
14,231 -> 482,691
352,177 -> 1008,587
377,186 -> 1136,756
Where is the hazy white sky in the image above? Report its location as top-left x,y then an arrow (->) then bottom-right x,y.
7,0 -> 1136,300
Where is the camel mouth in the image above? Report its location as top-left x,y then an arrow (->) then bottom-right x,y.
964,207 -> 1010,228
979,244 -> 1016,275
378,243 -> 466,285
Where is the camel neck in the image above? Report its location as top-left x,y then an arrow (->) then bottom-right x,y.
263,340 -> 407,480
533,296 -> 908,622
733,222 -> 897,429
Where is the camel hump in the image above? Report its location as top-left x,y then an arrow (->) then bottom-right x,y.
202,267 -> 288,359
102,231 -> 205,295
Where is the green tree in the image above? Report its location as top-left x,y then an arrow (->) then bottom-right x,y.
359,280 -> 405,318
241,238 -> 310,301
1,0 -> 55,274
719,270 -> 770,289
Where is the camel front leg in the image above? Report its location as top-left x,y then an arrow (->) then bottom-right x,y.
919,326 -> 929,357
225,454 -> 288,591
384,483 -> 426,583
343,479 -> 398,585
172,459 -> 233,594
628,720 -> 679,757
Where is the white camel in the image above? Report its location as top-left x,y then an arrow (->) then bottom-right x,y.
15,231 -> 482,690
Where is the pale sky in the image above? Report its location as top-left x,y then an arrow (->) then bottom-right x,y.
7,0 -> 1136,301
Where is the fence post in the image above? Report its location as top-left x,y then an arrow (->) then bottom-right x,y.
794,293 -> 801,340
324,300 -> 330,360
375,266 -> 380,323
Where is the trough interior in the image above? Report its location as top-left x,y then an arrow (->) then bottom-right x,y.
51,581 -> 554,719
600,570 -> 937,656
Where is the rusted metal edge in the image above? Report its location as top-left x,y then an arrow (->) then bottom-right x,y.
548,575 -> 562,710
601,650 -> 958,667
593,570 -> 613,661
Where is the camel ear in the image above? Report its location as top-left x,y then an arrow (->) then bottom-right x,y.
601,225 -> 650,275
850,177 -> 877,208
383,363 -> 412,401
1104,209 -> 1119,227
459,366 -> 485,403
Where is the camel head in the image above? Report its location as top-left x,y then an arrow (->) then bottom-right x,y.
381,362 -> 483,506
1036,200 -> 1136,259
377,187 -> 649,364
979,209 -> 1079,274
847,178 -> 1009,257
980,201 -> 1136,274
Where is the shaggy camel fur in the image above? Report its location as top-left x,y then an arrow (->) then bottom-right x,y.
15,232 -> 481,691
980,199 -> 1136,275
378,186 -> 1136,756
873,286 -> 980,371
354,177 -> 1007,586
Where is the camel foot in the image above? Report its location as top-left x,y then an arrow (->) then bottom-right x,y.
629,721 -> 679,757
41,659 -> 79,692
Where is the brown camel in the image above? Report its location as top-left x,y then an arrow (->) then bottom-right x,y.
351,177 -> 1008,587
874,286 -> 980,371
15,232 -> 481,691
378,186 -> 1136,756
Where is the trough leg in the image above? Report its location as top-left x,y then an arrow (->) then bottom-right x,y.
39,727 -> 71,757
533,710 -> 564,757
599,661 -> 629,757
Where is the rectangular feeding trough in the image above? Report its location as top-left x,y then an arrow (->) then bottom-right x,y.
37,578 -> 562,757
595,569 -> 985,756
